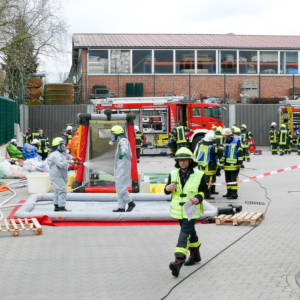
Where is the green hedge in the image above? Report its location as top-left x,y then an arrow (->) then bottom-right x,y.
0,97 -> 19,145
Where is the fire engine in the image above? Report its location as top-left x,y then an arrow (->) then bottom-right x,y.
280,101 -> 300,143
94,96 -> 224,150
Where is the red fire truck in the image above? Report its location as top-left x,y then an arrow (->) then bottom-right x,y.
94,96 -> 224,150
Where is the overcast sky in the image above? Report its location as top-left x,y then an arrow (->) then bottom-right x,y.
40,0 -> 300,79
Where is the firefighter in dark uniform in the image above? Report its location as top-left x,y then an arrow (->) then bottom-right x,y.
168,128 -> 177,157
37,129 -> 50,160
269,122 -> 278,155
220,128 -> 244,200
287,126 -> 292,154
296,126 -> 300,155
215,126 -> 224,149
232,126 -> 245,168
31,128 -> 40,141
134,126 -> 144,163
194,131 -> 223,199
278,124 -> 288,155
174,125 -> 191,149
24,128 -> 32,144
164,147 -> 209,277
240,123 -> 252,162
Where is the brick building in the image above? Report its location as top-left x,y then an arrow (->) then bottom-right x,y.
70,33 -> 300,102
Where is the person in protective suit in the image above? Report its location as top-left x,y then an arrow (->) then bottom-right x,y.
278,124 -> 288,155
22,139 -> 40,160
164,147 -> 209,277
269,122 -> 278,155
47,137 -> 72,212
134,125 -> 144,163
111,125 -> 136,212
240,124 -> 252,162
6,139 -> 23,159
220,128 -> 243,200
193,131 -> 223,199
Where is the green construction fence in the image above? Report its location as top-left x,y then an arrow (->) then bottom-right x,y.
0,96 -> 19,145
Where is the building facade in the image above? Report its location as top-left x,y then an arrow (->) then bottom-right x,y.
70,33 -> 300,102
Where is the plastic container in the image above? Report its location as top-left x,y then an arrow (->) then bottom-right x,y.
26,172 -> 51,193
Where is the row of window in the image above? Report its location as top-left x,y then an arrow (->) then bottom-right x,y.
87,49 -> 299,75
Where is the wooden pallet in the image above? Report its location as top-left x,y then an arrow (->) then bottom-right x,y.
216,211 -> 264,227
0,218 -> 42,237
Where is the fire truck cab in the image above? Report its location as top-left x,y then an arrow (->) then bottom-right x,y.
94,96 -> 223,150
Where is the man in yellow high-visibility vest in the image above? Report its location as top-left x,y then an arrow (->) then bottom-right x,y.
164,147 -> 208,277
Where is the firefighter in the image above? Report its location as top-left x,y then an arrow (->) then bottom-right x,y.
297,126 -> 300,155
232,126 -> 245,168
278,124 -> 288,155
269,122 -> 278,155
24,128 -> 32,144
110,125 -> 136,212
194,131 -> 222,198
220,128 -> 243,200
37,129 -> 50,160
31,128 -> 40,141
287,126 -> 292,154
174,125 -> 191,149
215,126 -> 224,148
134,125 -> 144,163
47,137 -> 72,212
65,125 -> 73,145
164,147 -> 209,277
240,124 -> 252,162
168,128 -> 177,157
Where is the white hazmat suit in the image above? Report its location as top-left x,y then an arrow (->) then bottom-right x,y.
114,135 -> 132,209
47,150 -> 72,208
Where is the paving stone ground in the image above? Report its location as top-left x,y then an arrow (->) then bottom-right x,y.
1,147 -> 300,300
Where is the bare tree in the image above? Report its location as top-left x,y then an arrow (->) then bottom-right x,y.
0,0 -> 68,98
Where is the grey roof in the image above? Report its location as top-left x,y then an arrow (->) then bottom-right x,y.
72,33 -> 300,49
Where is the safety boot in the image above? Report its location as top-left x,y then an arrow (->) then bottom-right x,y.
113,208 -> 125,212
169,258 -> 185,277
184,247 -> 201,266
54,206 -> 71,212
228,191 -> 238,200
126,201 -> 136,212
222,190 -> 231,197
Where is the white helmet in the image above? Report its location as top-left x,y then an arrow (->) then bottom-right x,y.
222,128 -> 233,136
31,139 -> 39,145
66,125 -> 73,131
203,131 -> 216,142
10,138 -> 17,144
271,122 -> 277,127
134,125 -> 140,132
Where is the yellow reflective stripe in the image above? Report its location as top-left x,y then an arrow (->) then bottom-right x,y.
189,241 -> 201,248
174,247 -> 189,256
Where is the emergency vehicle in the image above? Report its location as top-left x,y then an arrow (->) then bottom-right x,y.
94,96 -> 223,150
280,101 -> 300,144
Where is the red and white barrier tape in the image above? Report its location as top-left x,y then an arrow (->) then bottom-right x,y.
213,164 -> 300,186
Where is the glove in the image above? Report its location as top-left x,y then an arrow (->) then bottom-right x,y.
119,152 -> 125,159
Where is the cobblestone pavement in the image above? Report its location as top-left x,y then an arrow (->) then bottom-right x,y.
1,148 -> 300,300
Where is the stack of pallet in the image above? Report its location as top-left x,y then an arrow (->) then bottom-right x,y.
216,211 -> 264,227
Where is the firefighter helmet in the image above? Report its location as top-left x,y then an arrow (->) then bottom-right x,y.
222,128 -> 233,136
241,124 -> 247,129
174,147 -> 194,160
271,122 -> 277,127
111,125 -> 124,135
203,131 -> 216,142
66,125 -> 73,131
52,137 -> 65,147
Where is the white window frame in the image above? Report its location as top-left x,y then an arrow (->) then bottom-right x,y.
238,50 -> 258,75
175,49 -> 196,74
259,50 -> 279,75
132,49 -> 153,74
218,49 -> 238,74
87,49 -> 109,75
153,49 -> 174,74
109,49 -> 131,74
196,49 -> 217,75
